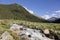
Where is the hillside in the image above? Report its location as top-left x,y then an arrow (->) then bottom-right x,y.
47,17 -> 60,23
0,4 -> 46,22
54,18 -> 60,23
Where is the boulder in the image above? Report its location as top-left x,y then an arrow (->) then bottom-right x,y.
10,24 -> 23,31
44,29 -> 50,34
0,31 -> 14,40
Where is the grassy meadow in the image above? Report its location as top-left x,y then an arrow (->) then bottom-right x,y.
0,19 -> 60,40
0,19 -> 60,33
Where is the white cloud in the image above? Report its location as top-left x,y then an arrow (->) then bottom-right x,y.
42,14 -> 58,19
42,10 -> 60,19
42,15 -> 51,19
51,13 -> 57,17
54,10 -> 60,18
55,10 -> 60,13
22,7 -> 60,19
46,12 -> 49,13
23,6 -> 34,14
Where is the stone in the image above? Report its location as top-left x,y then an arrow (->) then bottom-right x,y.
44,29 -> 50,34
0,31 -> 14,40
10,24 -> 54,40
10,24 -> 23,31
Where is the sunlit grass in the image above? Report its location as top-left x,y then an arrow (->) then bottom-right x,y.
0,19 -> 60,40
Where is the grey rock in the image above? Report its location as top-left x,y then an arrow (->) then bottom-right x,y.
0,31 -> 14,40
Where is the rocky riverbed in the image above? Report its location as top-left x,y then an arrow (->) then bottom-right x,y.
0,24 -> 60,40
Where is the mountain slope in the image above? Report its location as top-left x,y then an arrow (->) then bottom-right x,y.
53,18 -> 60,23
47,17 -> 60,23
47,17 -> 58,22
0,4 -> 46,22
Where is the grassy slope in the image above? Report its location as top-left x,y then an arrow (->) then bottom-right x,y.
0,4 -> 46,22
0,19 -> 60,33
0,20 -> 60,40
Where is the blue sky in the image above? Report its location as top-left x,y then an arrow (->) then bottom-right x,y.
0,0 -> 60,19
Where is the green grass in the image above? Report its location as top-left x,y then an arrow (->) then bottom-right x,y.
0,19 -> 60,40
0,19 -> 60,32
0,4 -> 46,22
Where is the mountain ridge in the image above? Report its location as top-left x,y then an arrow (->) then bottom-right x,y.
0,4 -> 46,22
47,17 -> 60,23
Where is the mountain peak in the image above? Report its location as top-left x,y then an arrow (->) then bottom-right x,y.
0,4 -> 46,22
47,17 -> 60,23
10,3 -> 19,5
